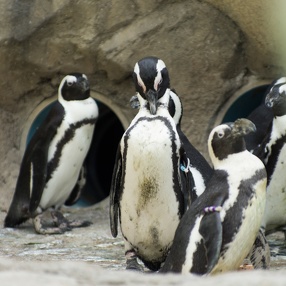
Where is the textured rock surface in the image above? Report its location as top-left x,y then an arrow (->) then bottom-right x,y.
0,0 -> 247,211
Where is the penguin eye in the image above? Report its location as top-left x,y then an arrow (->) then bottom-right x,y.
67,81 -> 74,87
217,131 -> 224,138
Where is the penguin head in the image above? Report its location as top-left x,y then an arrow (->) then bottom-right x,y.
265,77 -> 286,117
133,56 -> 170,115
208,118 -> 256,163
59,73 -> 90,101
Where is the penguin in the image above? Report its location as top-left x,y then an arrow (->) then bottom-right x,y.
4,73 -> 98,234
245,80 -> 279,153
253,77 -> 286,235
110,56 -> 193,271
160,118 -> 267,274
129,88 -> 213,201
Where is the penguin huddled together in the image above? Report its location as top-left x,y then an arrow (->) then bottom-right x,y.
4,56 -> 283,275
4,73 -> 98,234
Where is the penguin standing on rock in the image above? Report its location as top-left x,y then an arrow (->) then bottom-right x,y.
161,118 -> 267,274
4,73 -> 98,234
254,77 -> 286,235
110,57 -> 193,271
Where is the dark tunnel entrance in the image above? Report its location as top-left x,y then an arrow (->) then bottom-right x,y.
25,98 -> 125,207
220,84 -> 270,123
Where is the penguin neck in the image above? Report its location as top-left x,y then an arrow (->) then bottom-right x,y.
138,88 -> 171,115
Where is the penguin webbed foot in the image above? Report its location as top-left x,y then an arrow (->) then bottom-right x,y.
125,251 -> 144,272
51,210 -> 92,230
33,213 -> 66,235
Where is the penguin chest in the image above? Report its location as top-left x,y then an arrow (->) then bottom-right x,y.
212,174 -> 266,273
120,119 -> 181,259
263,144 -> 286,230
39,122 -> 95,209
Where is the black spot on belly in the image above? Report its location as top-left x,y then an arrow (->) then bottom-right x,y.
138,176 -> 159,208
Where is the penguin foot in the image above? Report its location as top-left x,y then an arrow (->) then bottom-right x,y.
51,210 -> 92,230
126,257 -> 144,272
51,211 -> 72,232
125,251 -> 144,272
33,214 -> 65,235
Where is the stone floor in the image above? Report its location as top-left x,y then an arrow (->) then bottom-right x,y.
0,198 -> 285,285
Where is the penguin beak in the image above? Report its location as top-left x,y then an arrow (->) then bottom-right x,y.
146,89 -> 158,115
231,118 -> 256,137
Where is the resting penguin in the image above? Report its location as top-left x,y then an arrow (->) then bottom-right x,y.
110,56 -> 193,271
254,77 -> 286,235
130,89 -> 213,201
160,118 -> 267,274
4,73 -> 98,234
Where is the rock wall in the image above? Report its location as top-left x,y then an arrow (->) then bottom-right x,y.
0,0 -> 284,210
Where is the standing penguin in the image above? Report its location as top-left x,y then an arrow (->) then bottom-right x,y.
254,77 -> 286,235
161,118 -> 267,274
4,73 -> 98,234
110,57 -> 192,271
130,87 -> 213,200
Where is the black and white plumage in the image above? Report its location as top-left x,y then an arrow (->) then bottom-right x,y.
4,73 -> 98,234
254,77 -> 286,234
245,80 -> 278,153
130,87 -> 213,200
110,57 -> 192,271
161,118 -> 267,274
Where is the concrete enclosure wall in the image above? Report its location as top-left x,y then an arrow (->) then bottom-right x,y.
0,0 -> 285,210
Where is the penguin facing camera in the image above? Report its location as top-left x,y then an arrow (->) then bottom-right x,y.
4,73 -> 98,234
129,85 -> 213,201
160,118 -> 267,274
110,57 -> 194,271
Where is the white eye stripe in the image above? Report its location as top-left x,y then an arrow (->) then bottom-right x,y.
154,72 -> 162,91
134,63 -> 146,92
278,84 -> 286,94
275,77 -> 286,86
66,75 -> 77,86
218,131 -> 224,138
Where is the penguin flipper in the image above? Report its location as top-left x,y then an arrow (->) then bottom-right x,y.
28,104 -> 65,214
5,131 -> 52,226
65,165 -> 86,206
4,156 -> 32,227
109,146 -> 122,237
180,147 -> 197,211
199,211 -> 222,273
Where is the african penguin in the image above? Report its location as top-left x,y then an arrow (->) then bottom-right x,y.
129,88 -> 213,202
245,80 -> 277,153
4,73 -> 98,234
160,118 -> 267,274
110,56 -> 192,271
254,77 -> 286,235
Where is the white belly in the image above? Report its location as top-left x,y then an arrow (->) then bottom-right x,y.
120,119 -> 181,260
263,145 -> 286,231
39,123 -> 94,209
211,178 -> 266,273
